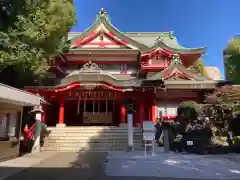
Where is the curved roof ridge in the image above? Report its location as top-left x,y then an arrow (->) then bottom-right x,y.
146,32 -> 206,54
69,8 -> 148,50
148,55 -> 212,81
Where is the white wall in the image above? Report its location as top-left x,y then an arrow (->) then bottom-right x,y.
156,102 -> 179,118
0,103 -> 23,139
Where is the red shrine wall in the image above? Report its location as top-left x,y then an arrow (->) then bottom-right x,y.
31,88 -> 205,127
155,90 -> 204,120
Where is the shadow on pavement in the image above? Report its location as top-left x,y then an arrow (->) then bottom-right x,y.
1,127 -> 240,180
0,127 -> 117,180
1,152 -> 108,180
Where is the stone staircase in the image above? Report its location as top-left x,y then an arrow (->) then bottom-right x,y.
43,126 -> 143,152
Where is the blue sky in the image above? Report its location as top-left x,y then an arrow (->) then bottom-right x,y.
72,0 -> 240,76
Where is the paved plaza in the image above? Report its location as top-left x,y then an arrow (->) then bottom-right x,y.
0,151 -> 240,180
106,151 -> 240,179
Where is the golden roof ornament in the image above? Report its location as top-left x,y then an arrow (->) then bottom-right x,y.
172,54 -> 182,63
99,8 -> 106,15
81,61 -> 100,70
96,8 -> 111,22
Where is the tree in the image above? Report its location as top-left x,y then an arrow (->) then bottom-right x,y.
0,0 -> 76,87
191,58 -> 207,76
224,37 -> 240,84
205,85 -> 240,117
177,101 -> 200,120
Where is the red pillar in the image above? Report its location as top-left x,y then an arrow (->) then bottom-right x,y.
58,99 -> 65,125
148,101 -> 152,120
120,105 -> 126,124
151,101 -> 157,124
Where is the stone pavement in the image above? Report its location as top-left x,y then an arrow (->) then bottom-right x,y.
105,151 -> 240,179
2,152 -> 108,180
1,151 -> 240,180
0,151 -> 57,180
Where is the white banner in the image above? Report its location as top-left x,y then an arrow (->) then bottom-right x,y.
127,113 -> 133,147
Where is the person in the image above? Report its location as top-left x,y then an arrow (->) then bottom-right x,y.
185,121 -> 193,132
155,120 -> 163,146
202,121 -> 213,141
192,120 -> 198,130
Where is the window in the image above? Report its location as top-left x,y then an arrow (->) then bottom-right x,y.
94,102 -> 99,113
122,64 -> 127,72
85,101 -> 93,112
126,64 -> 135,71
8,112 -> 17,138
0,112 -> 9,139
0,111 -> 19,141
99,101 -> 106,113
102,64 -> 121,72
107,100 -> 113,112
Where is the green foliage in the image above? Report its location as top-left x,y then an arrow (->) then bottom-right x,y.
177,101 -> 200,120
205,86 -> 240,116
224,37 -> 240,84
191,58 -> 207,76
0,0 -> 76,87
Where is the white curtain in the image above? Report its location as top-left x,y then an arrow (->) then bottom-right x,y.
0,112 -> 8,137
8,112 -> 17,137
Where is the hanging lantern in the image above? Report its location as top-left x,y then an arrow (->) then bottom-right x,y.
124,98 -> 136,113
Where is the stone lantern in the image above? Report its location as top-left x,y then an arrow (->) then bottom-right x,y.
31,101 -> 44,153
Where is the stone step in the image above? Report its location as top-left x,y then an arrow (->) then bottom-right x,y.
43,142 -> 143,152
46,140 -> 142,144
46,143 -> 142,147
46,137 -> 142,141
44,146 -> 143,152
47,126 -> 142,129
46,142 -> 143,147
44,143 -> 143,148
43,127 -> 144,152
47,127 -> 142,132
48,130 -> 142,134
43,146 -> 144,152
48,134 -> 143,140
48,133 -> 143,137
45,141 -> 142,145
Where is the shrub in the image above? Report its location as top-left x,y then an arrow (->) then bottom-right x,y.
177,101 -> 200,121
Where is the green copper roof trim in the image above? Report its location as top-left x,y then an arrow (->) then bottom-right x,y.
149,31 -> 206,54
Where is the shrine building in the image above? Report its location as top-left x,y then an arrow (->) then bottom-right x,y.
25,8 -> 218,127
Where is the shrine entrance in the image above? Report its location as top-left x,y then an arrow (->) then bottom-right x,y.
45,90 -> 122,127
